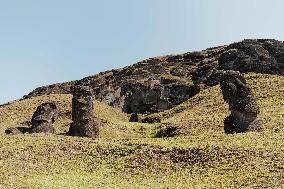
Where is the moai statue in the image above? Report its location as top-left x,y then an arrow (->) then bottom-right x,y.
69,83 -> 99,138
219,70 -> 262,133
30,102 -> 59,133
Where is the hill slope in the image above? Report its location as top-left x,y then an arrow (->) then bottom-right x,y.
2,39 -> 284,188
1,72 -> 284,188
22,39 -> 284,115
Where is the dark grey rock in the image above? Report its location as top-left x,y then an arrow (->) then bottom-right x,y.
192,63 -> 220,86
219,71 -> 262,133
117,79 -> 199,114
219,39 -> 284,75
30,102 -> 59,133
129,113 -> 139,122
68,84 -> 99,138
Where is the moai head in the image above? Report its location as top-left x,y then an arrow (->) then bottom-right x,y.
30,102 -> 59,133
219,71 -> 262,133
220,71 -> 259,116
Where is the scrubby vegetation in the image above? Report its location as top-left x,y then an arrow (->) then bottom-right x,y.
1,73 -> 284,188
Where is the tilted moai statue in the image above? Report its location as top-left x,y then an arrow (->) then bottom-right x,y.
68,83 -> 99,138
219,71 -> 262,133
30,102 -> 59,133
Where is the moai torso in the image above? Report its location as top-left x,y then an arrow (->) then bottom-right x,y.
69,84 -> 99,138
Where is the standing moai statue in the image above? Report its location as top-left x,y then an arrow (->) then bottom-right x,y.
219,71 -> 262,133
68,83 -> 99,138
30,102 -> 59,133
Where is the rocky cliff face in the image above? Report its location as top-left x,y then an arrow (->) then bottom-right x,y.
219,39 -> 284,74
23,39 -> 284,114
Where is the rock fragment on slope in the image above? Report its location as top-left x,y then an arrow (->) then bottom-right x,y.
129,113 -> 139,122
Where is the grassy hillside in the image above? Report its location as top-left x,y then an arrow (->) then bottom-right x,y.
1,73 -> 284,188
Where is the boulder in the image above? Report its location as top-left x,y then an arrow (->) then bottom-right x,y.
23,39 -> 284,115
30,102 -> 59,133
219,71 -> 262,133
129,113 -> 139,122
68,84 -> 99,138
192,63 -> 220,86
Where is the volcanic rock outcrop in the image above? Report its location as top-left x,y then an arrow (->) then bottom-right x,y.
23,39 -> 284,114
117,78 -> 200,114
30,102 -> 59,133
219,39 -> 284,75
219,71 -> 262,133
192,64 -> 220,86
68,83 -> 99,138
23,46 -> 224,114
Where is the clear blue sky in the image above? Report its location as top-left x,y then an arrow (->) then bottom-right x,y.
0,0 -> 283,103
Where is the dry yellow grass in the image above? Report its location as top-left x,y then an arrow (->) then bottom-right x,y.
1,73 -> 284,188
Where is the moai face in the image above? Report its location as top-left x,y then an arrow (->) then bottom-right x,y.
32,103 -> 59,124
220,71 -> 259,115
219,71 -> 262,134
69,83 -> 99,138
30,102 -> 59,133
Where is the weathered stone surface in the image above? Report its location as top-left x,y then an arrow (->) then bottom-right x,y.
219,71 -> 262,133
191,39 -> 284,87
30,102 -> 59,133
129,113 -> 139,122
224,112 -> 262,134
117,79 -> 200,114
68,84 -> 99,138
219,39 -> 284,75
192,63 -> 220,86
